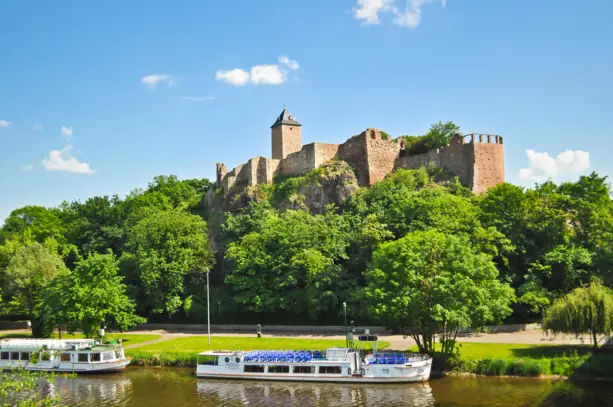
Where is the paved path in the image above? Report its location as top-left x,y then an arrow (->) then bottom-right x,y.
2,328 -> 608,350
121,329 -> 607,350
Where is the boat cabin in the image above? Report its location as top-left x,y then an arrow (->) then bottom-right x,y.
0,339 -> 129,373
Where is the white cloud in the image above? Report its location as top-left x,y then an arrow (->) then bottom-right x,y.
41,145 -> 95,174
215,56 -> 299,86
519,149 -> 590,181
61,125 -> 72,139
353,0 -> 446,28
353,0 -> 394,24
215,69 -> 251,86
141,74 -> 175,88
278,56 -> 299,70
183,96 -> 216,102
0,120 -> 9,127
250,64 -> 286,85
20,164 -> 34,171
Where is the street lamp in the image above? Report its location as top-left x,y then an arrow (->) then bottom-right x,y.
206,267 -> 211,345
343,302 -> 348,348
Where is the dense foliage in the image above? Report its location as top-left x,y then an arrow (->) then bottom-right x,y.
542,282 -> 613,348
364,230 -> 515,354
1,136 -> 612,343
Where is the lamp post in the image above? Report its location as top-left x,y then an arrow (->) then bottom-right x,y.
343,302 -> 348,348
206,267 -> 211,345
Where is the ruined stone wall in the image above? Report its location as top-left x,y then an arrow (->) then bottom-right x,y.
470,135 -> 505,194
337,133 -> 369,186
365,131 -> 401,185
216,163 -> 228,185
394,134 -> 505,192
279,143 -> 317,176
313,143 -> 340,167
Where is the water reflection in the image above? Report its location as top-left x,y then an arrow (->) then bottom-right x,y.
48,374 -> 133,406
30,368 -> 613,407
196,380 -> 436,407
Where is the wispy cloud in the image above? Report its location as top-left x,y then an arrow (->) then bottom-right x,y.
215,56 -> 300,86
41,145 -> 95,174
353,0 -> 446,28
278,56 -> 299,71
183,96 -> 216,102
0,120 -> 10,128
141,74 -> 176,88
519,149 -> 590,181
20,164 -> 34,171
61,125 -> 72,139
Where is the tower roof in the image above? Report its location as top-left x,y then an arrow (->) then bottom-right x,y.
271,107 -> 301,128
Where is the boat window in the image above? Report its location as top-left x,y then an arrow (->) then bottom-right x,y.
382,368 -> 390,374
103,352 -> 114,361
78,353 -> 89,362
61,353 -> 71,362
244,365 -> 265,373
41,352 -> 51,361
20,352 -> 30,361
198,355 -> 218,366
293,366 -> 315,374
90,353 -> 101,362
114,350 -> 123,359
0,352 -> 9,360
319,366 -> 342,374
11,352 -> 20,360
268,365 -> 290,373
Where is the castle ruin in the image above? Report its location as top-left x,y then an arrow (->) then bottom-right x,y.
213,107 -> 505,197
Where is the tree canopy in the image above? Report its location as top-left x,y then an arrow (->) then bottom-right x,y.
364,230 -> 514,354
542,281 -> 613,348
1,148 -> 612,340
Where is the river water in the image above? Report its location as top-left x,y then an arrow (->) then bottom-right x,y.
38,368 -> 613,407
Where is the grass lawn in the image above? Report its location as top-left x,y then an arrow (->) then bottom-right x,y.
135,336 -> 388,354
0,332 -> 160,347
127,336 -> 390,367
408,342 -> 594,360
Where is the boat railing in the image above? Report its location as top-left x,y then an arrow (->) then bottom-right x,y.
364,352 -> 430,365
242,350 -> 329,363
0,339 -> 98,351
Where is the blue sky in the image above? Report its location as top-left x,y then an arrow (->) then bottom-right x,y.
1,0 -> 612,224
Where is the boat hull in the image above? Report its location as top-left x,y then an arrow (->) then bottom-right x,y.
0,359 -> 131,374
196,360 -> 432,384
196,372 -> 429,383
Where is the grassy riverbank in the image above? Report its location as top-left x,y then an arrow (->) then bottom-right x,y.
0,332 -> 160,346
408,343 -> 613,379
128,336 -> 388,367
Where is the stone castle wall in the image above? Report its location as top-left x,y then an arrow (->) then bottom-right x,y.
215,126 -> 505,195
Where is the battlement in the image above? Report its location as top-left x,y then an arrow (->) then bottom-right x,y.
211,108 -> 506,197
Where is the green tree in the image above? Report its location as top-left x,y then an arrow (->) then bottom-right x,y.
225,208 -> 352,321
129,209 -> 214,317
39,252 -> 146,337
0,205 -> 65,245
364,230 -> 515,355
542,281 -> 613,349
2,241 -> 68,336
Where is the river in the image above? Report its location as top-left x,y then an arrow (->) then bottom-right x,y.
36,368 -> 613,406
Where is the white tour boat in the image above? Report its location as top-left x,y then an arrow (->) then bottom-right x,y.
196,332 -> 432,384
0,338 -> 131,373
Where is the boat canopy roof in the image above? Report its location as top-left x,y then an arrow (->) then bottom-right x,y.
198,350 -> 239,356
0,339 -> 97,351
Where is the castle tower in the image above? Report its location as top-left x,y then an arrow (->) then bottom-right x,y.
271,106 -> 302,160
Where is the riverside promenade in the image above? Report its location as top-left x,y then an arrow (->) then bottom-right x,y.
2,323 -> 610,350
119,323 -> 611,349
